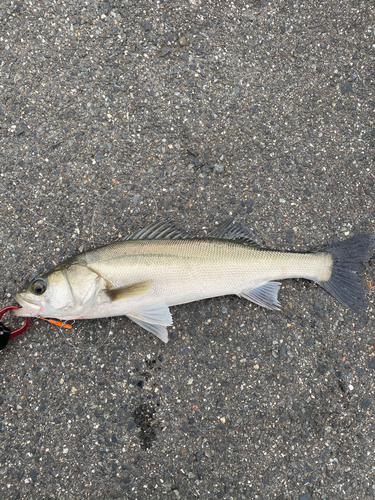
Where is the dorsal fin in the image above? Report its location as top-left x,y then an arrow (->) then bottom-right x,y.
208,219 -> 262,246
124,218 -> 184,241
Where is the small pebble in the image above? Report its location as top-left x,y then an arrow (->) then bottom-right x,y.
127,421 -> 137,431
279,344 -> 287,360
161,48 -> 170,57
313,302 -> 323,311
361,396 -> 372,410
29,469 -> 38,483
299,493 -> 311,500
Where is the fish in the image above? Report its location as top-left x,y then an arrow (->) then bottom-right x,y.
13,219 -> 375,343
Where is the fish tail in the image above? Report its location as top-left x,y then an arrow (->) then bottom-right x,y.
317,234 -> 375,313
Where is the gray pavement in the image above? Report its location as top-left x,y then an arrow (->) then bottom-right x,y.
0,0 -> 374,498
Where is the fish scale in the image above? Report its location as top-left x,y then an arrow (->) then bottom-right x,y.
85,239 -> 332,307
12,219 -> 375,343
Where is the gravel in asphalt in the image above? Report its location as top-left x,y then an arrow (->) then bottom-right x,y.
0,0 -> 374,498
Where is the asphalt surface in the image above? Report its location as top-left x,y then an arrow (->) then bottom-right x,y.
0,0 -> 375,498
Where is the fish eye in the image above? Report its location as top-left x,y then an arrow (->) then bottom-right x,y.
31,279 -> 47,295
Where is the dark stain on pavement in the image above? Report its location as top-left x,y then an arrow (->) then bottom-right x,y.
132,403 -> 159,450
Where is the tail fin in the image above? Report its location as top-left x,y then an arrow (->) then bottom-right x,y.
317,234 -> 375,313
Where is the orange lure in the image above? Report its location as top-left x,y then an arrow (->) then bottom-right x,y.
40,318 -> 73,329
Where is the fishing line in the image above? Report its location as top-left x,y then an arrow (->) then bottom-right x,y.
89,179 -> 159,244
0,180 -> 94,243
1,176 -> 161,353
68,179 -> 158,352
61,317 -> 117,353
60,178 -> 160,352
67,179 -> 159,352
0,177 -> 160,246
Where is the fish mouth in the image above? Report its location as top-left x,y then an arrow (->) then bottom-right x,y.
12,294 -> 41,317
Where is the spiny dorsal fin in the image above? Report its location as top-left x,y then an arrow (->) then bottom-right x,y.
208,219 -> 262,246
105,280 -> 153,301
124,218 -> 184,241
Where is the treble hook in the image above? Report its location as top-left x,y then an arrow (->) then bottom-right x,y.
0,306 -> 30,351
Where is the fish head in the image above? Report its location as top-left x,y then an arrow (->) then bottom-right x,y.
13,260 -> 101,320
13,267 -> 75,318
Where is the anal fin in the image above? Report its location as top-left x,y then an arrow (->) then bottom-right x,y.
241,282 -> 281,310
126,301 -> 173,343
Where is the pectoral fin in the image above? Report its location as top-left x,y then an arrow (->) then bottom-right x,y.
105,280 -> 153,302
241,282 -> 282,310
126,301 -> 173,343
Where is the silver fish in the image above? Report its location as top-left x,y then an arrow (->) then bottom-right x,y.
13,219 -> 375,343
